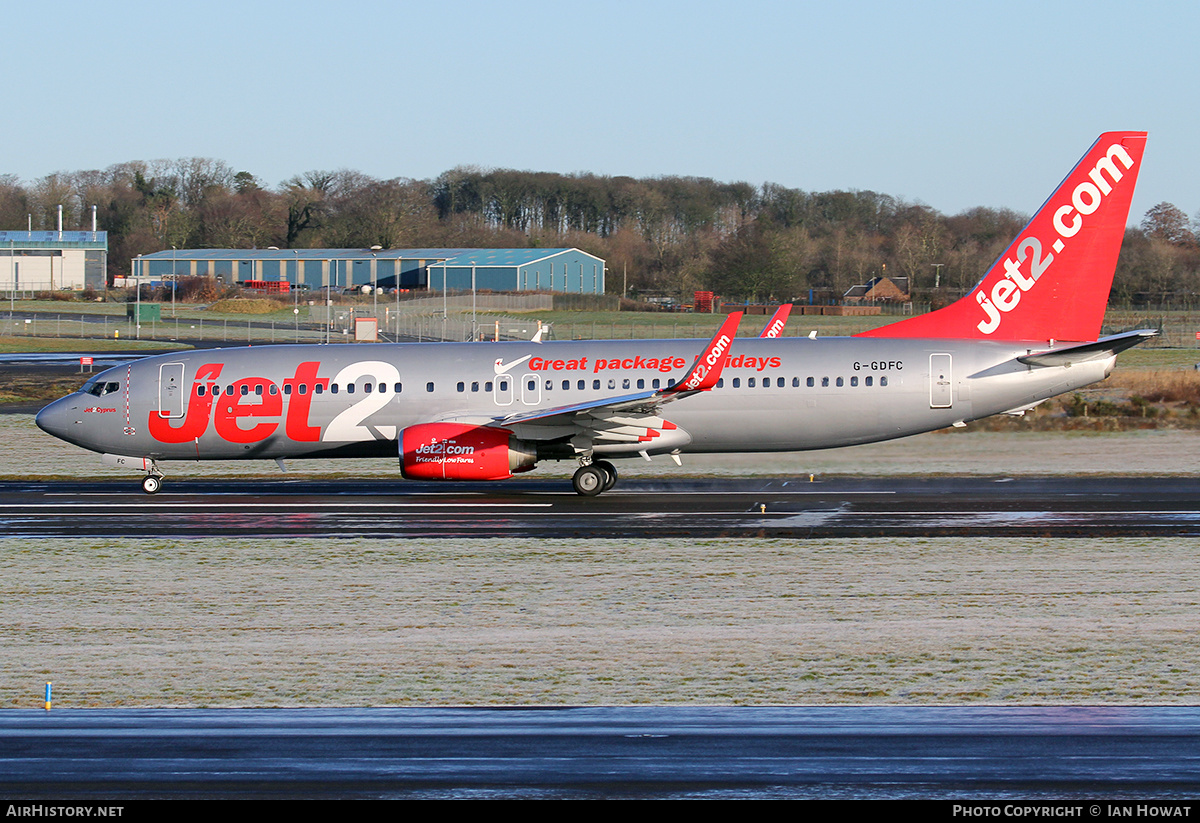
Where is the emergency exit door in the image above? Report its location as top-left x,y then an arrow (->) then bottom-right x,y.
158,363 -> 185,419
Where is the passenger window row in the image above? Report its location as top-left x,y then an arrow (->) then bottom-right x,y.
191,374 -> 890,398
196,382 -> 405,397
718,375 -> 890,388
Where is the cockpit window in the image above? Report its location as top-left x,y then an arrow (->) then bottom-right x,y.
82,381 -> 120,397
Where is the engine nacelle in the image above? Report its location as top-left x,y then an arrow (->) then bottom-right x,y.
400,422 -> 537,481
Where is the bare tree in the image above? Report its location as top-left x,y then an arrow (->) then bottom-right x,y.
1142,202 -> 1193,245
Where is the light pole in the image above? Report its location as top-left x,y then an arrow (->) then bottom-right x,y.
135,254 -> 141,339
325,259 -> 336,344
171,245 -> 177,317
293,250 -> 299,341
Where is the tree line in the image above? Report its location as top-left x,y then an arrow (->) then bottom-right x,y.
1,159 -> 1196,307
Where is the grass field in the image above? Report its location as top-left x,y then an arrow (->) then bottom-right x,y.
4,535 -> 1197,707
0,338 -> 189,354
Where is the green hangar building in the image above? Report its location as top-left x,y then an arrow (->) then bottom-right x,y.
131,247 -> 606,294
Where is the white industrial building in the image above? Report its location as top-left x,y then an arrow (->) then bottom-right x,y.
0,231 -> 108,292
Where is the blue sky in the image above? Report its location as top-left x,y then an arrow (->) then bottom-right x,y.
5,0 -> 1195,223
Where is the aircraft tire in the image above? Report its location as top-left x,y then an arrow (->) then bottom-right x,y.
141,475 -> 162,495
572,465 -> 606,496
594,460 -> 618,492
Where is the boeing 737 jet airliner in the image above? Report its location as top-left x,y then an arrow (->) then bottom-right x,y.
37,132 -> 1152,495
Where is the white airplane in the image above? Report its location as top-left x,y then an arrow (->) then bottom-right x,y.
37,131 -> 1152,495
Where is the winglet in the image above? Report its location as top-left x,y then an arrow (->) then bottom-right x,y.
666,311 -> 742,394
759,303 -> 792,338
1016,329 -> 1158,367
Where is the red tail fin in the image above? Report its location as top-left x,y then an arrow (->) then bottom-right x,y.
858,131 -> 1147,343
759,303 -> 792,338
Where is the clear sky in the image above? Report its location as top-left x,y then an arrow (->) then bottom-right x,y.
5,0 -> 1195,224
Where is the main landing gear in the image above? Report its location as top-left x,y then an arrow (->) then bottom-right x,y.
572,459 -> 618,496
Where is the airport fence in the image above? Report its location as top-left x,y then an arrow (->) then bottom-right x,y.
0,313 -> 333,345
3,308 -> 1200,348
0,310 -> 551,345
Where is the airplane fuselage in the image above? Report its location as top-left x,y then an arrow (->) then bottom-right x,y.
36,335 -> 1113,464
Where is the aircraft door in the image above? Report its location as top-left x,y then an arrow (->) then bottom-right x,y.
158,362 -> 186,419
493,374 -> 513,406
929,353 -> 953,408
520,372 -> 541,406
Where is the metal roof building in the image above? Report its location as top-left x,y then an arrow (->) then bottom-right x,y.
427,248 -> 605,294
0,231 -> 108,292
132,247 -> 606,294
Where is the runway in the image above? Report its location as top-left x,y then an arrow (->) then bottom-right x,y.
5,706 -> 1200,799
4,476 -> 1200,538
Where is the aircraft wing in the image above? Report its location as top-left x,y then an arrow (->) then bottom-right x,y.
494,389 -> 688,450
1016,329 -> 1158,367
491,389 -> 660,429
438,312 -> 744,450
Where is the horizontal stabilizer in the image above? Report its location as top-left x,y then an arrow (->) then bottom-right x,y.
1016,329 -> 1157,367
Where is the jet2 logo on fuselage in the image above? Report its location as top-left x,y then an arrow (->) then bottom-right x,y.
147,360 -> 387,446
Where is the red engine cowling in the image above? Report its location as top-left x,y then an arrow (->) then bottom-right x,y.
400,422 -> 536,480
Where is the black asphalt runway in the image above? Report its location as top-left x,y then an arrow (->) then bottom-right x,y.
4,706 -> 1200,799
4,476 -> 1200,538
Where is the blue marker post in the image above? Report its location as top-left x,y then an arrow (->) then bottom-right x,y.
44,682 -> 51,711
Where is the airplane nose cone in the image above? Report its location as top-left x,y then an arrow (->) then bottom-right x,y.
35,397 -> 77,442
